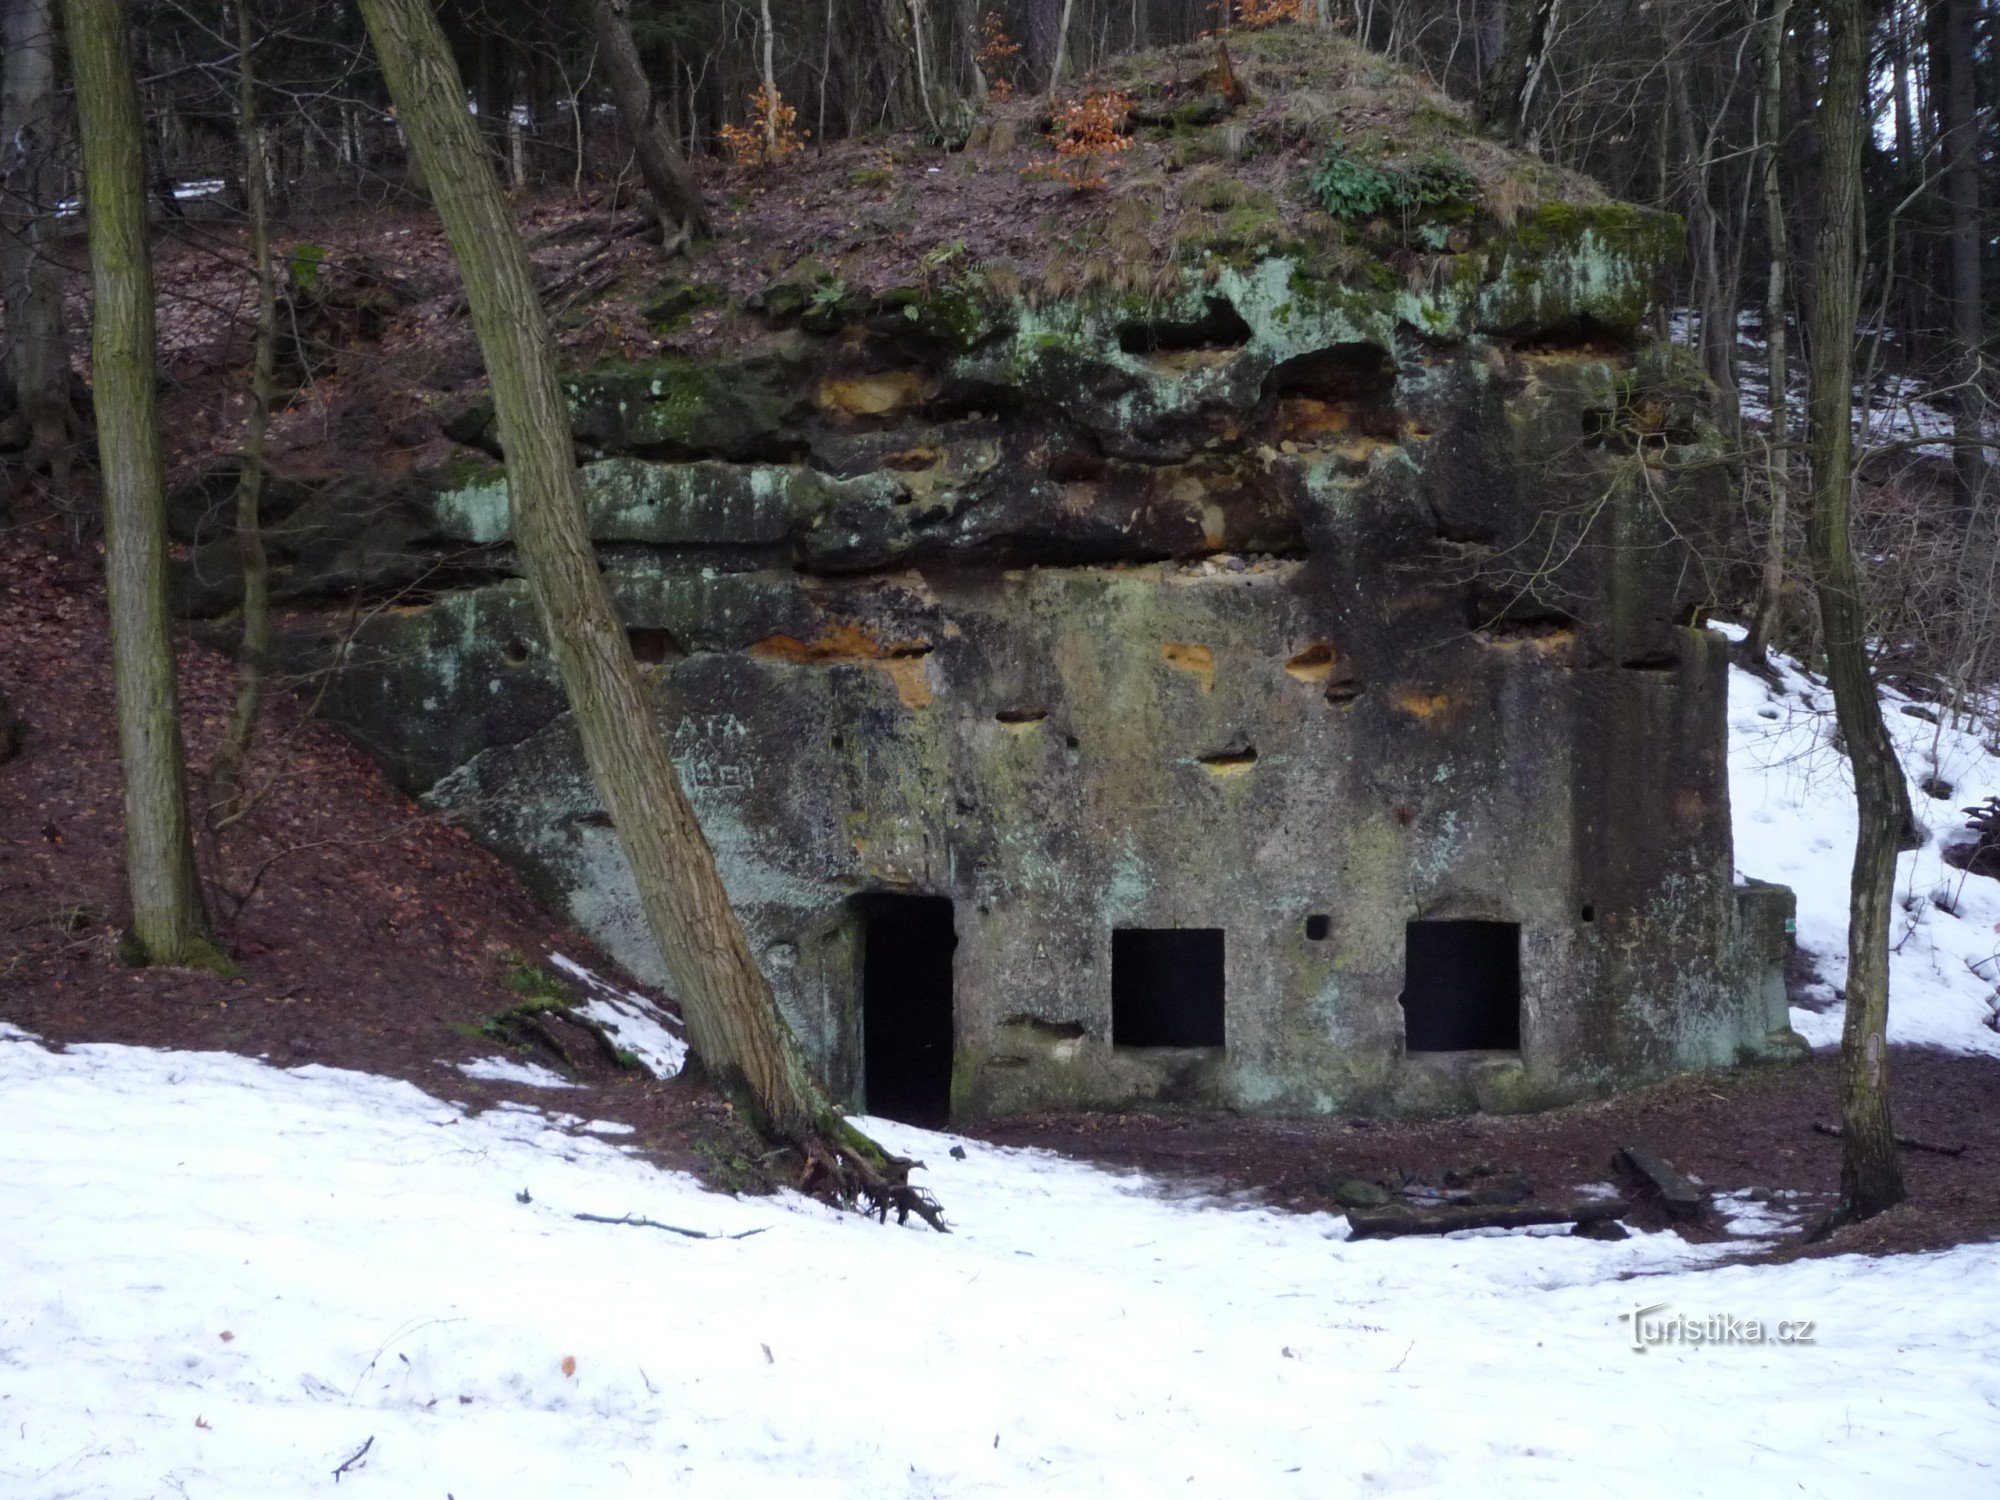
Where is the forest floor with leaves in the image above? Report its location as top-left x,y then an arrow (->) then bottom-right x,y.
0,526 -> 771,1187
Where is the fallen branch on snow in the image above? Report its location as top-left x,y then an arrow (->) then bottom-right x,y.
573,1211 -> 767,1240
1344,1197 -> 1629,1240
332,1435 -> 373,1481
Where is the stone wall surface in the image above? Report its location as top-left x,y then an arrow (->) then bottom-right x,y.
250,202 -> 1803,1119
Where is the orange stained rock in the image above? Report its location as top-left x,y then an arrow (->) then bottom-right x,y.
752,620 -> 936,709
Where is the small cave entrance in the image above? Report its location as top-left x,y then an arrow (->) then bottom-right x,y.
1263,342 -> 1401,444
1400,920 -> 1521,1052
856,893 -> 959,1126
1116,297 -> 1253,355
1112,928 -> 1225,1047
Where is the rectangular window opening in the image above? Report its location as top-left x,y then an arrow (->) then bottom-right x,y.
1112,928 -> 1225,1048
1401,920 -> 1521,1052
857,894 -> 958,1126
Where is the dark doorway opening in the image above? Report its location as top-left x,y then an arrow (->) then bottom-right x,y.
1401,920 -> 1521,1051
857,894 -> 958,1126
1112,928 -> 1225,1047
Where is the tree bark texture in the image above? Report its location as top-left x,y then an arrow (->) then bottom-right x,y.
62,0 -> 219,966
1475,0 -> 1559,144
1804,0 -> 1910,1227
1046,0 -> 1077,97
1931,0 -> 1986,508
0,0 -> 74,472
210,0 -> 277,822
1746,0 -> 1791,662
591,0 -> 709,251
355,0 -> 939,1227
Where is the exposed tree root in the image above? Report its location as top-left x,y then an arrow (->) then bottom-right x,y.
794,1117 -> 948,1232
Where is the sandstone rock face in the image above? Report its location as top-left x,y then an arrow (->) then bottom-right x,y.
282,212 -> 1801,1120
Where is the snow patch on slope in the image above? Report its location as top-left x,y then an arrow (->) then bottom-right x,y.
550,950 -> 688,1078
1723,628 -> 2000,1053
454,1055 -> 580,1088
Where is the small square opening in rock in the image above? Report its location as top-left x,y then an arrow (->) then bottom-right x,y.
1401,920 -> 1521,1052
1112,928 -> 1225,1048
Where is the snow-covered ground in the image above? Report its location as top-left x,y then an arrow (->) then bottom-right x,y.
3,646 -> 1998,1497
4,1027 -> 1998,1499
1671,306 -> 1977,459
1723,627 -> 2000,1053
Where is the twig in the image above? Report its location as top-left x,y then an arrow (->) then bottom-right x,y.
572,1211 -> 767,1240
1811,1121 -> 1966,1157
332,1435 -> 373,1482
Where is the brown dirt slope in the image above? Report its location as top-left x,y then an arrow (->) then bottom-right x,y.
0,529 -> 763,1183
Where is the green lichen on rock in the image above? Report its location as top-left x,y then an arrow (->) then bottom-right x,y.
1476,201 -> 1685,337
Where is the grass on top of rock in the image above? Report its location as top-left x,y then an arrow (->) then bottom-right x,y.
585,22 -> 1603,360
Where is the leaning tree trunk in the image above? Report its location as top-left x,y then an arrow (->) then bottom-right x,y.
0,0 -> 74,480
61,0 -> 222,969
1745,0 -> 1792,663
590,0 -> 709,252
208,0 -> 276,824
1804,0 -> 1912,1230
355,0 -> 941,1228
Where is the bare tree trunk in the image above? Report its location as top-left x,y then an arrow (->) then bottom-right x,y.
61,0 -> 221,969
355,0 -> 941,1228
0,0 -> 74,479
1746,0 -> 1792,663
1669,53 -> 1740,431
209,0 -> 276,824
879,0 -> 942,127
1933,0 -> 1986,508
758,0 -> 780,151
591,0 -> 709,252
1805,0 -> 1912,1231
1475,0 -> 1560,145
1046,0 -> 1076,97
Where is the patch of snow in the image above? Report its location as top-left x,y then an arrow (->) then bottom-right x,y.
1,1036 -> 1996,1496
1712,1190 -> 1808,1239
453,1055 -> 580,1089
1669,305 -> 1983,457
550,951 -> 688,1078
1727,643 -> 2000,1055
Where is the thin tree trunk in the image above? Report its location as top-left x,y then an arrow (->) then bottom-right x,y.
1804,0 -> 1912,1231
61,0 -> 221,969
1933,0 -> 1986,507
1669,54 -> 1739,431
591,0 -> 709,252
1046,0 -> 1076,97
210,0 -> 276,825
758,0 -> 780,150
0,0 -> 73,479
1747,0 -> 1792,662
355,0 -> 941,1227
